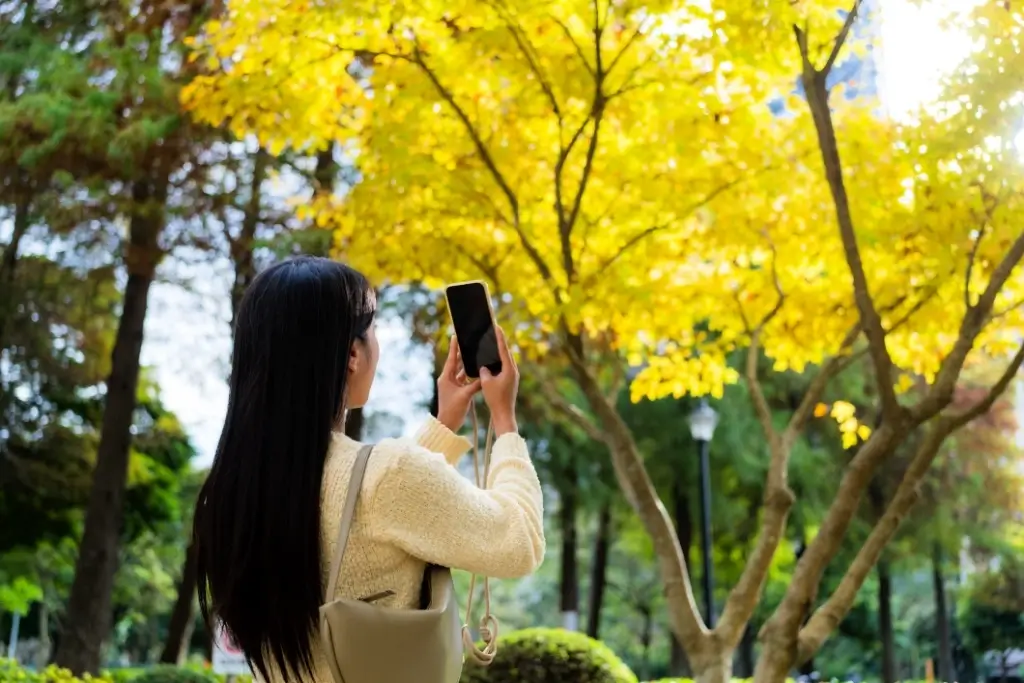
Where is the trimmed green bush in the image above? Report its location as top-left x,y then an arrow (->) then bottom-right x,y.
130,667 -> 217,683
460,627 -> 637,683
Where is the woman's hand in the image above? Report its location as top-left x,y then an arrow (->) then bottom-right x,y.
436,336 -> 482,432
480,326 -> 519,436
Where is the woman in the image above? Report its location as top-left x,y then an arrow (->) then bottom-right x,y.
193,257 -> 545,683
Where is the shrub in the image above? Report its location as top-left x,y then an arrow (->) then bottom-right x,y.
460,628 -> 637,683
0,659 -> 115,682
131,667 -> 217,683
0,661 -> 224,683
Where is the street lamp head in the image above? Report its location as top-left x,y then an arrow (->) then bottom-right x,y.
688,398 -> 719,443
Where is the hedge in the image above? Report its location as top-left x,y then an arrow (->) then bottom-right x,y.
460,627 -> 637,683
0,661 -> 232,683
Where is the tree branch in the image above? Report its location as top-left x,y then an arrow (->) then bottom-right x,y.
949,340 -> 1024,429
795,416 -> 951,662
552,16 -> 596,78
914,229 -> 1024,420
531,370 -> 605,443
500,15 -> 562,119
563,340 -> 711,657
408,46 -> 558,288
793,341 -> 1024,661
795,8 -> 900,424
822,0 -> 862,77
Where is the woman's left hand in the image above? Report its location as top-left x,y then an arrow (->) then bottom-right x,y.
436,336 -> 482,432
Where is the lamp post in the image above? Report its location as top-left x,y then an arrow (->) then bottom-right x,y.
688,398 -> 719,627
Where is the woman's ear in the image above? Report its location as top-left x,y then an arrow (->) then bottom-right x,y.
349,340 -> 361,374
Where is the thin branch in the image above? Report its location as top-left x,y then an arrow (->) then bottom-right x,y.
552,16 -> 596,78
500,14 -> 562,119
410,46 -> 559,288
964,226 -> 987,309
914,229 -> 1024,420
605,17 -> 649,77
822,0 -> 863,77
585,173 -> 752,284
795,11 -> 901,423
532,369 -> 605,443
784,324 -> 862,443
948,339 -> 1024,429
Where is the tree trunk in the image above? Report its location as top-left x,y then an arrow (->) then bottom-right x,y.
933,545 -> 954,683
878,558 -> 897,683
586,502 -> 612,639
671,478 -> 695,676
229,147 -> 268,327
161,148 -> 267,664
0,195 -> 31,348
639,606 -> 653,683
695,649 -> 734,683
159,540 -> 199,664
735,623 -> 756,678
54,178 -> 165,675
36,602 -> 50,669
566,349 -> 729,674
558,466 -> 579,631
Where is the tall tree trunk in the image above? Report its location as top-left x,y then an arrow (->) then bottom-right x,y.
869,480 -> 897,683
159,541 -> 199,664
0,195 -> 31,349
586,502 -> 612,639
55,177 -> 166,675
639,605 -> 653,683
558,464 -> 579,631
877,558 -> 897,683
160,147 -> 268,665
933,545 -> 954,683
36,602 -> 50,669
671,478 -> 694,677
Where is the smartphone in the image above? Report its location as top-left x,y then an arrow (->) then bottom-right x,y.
445,280 -> 502,379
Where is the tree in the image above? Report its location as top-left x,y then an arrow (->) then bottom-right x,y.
182,1 -> 1024,681
0,0 -> 218,670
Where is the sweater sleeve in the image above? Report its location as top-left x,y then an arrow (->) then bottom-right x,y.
368,433 -> 545,579
413,416 -> 472,466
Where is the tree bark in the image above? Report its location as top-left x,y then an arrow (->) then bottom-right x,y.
0,195 -> 31,349
36,602 -> 50,669
671,478 -> 695,676
639,606 -> 653,683
55,177 -> 166,674
877,559 -> 897,683
586,502 -> 612,639
229,147 -> 268,327
558,464 -> 579,631
565,350 -> 714,666
159,540 -> 199,664
933,545 -> 954,683
160,147 -> 267,665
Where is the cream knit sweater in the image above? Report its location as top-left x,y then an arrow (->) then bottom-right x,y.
259,416 -> 545,683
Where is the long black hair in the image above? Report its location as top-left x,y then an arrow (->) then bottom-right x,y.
194,257 -> 374,682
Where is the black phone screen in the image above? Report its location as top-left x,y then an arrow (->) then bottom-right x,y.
446,282 -> 502,379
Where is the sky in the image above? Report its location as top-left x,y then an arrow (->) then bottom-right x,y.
8,0 -> 1009,467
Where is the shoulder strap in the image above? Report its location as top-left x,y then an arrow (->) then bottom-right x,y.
326,444 -> 374,601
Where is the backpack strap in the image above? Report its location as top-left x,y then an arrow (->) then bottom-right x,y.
325,444 -> 373,601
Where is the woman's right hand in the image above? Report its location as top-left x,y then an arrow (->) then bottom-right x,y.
480,326 -> 519,436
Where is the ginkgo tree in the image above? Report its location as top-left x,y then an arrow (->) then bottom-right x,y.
182,0 -> 1024,681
